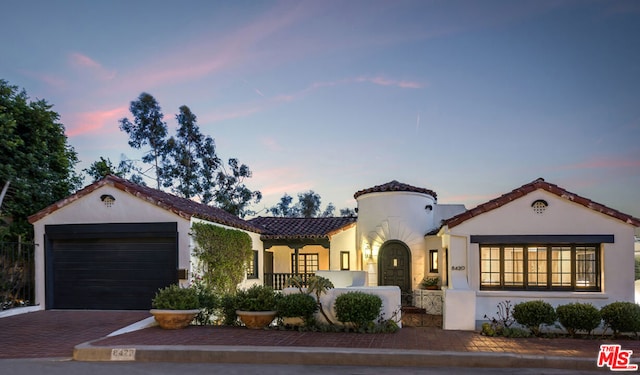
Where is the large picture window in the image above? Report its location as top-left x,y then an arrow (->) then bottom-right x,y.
480,244 -> 600,291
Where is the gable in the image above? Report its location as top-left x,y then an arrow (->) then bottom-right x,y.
445,178 -> 640,230
28,175 -> 261,233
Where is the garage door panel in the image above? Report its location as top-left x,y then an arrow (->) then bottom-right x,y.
46,222 -> 178,310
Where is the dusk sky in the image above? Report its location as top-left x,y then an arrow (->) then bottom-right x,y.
2,0 -> 639,219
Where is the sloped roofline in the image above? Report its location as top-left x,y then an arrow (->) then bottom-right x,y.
248,216 -> 357,240
444,178 -> 640,229
28,175 -> 262,233
354,180 -> 437,200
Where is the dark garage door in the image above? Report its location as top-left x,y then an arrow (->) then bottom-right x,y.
45,223 -> 178,310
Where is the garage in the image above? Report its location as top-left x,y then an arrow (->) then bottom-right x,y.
45,222 -> 178,310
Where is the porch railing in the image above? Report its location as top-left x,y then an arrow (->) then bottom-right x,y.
264,273 -> 315,290
1,241 -> 35,310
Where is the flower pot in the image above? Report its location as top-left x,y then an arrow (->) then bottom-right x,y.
150,309 -> 200,329
236,310 -> 277,329
282,316 -> 305,327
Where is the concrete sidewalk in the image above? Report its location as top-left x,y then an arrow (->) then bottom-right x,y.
3,310 -> 640,371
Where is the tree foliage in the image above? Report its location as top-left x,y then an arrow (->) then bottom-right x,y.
83,156 -> 142,184
0,80 -> 81,240
117,93 -> 261,217
191,222 -> 253,295
118,92 -> 168,189
268,190 -> 352,218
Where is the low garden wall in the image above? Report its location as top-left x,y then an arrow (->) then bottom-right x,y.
283,285 -> 402,327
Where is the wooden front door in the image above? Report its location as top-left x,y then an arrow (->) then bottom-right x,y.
378,241 -> 411,304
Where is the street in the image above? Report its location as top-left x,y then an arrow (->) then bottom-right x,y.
0,359 -> 599,374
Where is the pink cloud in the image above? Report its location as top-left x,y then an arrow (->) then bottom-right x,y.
69,52 -> 116,80
18,69 -> 67,90
65,105 -> 128,137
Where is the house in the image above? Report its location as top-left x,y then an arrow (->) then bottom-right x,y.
29,175 -> 640,331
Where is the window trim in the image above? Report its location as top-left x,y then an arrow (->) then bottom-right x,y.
479,244 -> 600,292
340,251 -> 350,270
291,253 -> 319,274
247,250 -> 259,279
429,249 -> 438,273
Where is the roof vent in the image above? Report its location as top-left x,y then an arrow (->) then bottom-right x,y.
100,194 -> 116,208
531,199 -> 548,214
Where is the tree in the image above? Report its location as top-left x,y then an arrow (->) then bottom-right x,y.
215,158 -> 262,218
117,94 -> 261,217
118,93 -> 168,189
162,105 -> 221,203
268,191 -> 347,218
83,156 -> 142,183
0,79 -> 81,240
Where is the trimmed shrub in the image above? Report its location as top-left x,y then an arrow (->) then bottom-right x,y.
235,284 -> 281,312
555,302 -> 601,336
335,292 -> 382,330
601,302 -> 640,337
152,284 -> 200,310
513,300 -> 557,336
277,293 -> 318,324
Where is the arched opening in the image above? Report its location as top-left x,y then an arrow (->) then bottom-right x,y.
378,240 -> 412,305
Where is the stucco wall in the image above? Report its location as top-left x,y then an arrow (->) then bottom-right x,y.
356,191 -> 436,289
328,226 -> 356,270
442,189 -> 636,326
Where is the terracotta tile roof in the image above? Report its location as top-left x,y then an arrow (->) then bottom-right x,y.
28,175 -> 262,232
445,178 -> 640,229
353,180 -> 437,200
248,216 -> 357,240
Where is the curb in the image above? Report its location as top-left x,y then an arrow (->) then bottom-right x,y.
74,342 -> 598,371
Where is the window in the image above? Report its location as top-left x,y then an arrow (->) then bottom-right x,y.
479,244 -> 600,291
429,249 -> 439,273
340,251 -> 350,270
247,250 -> 258,279
291,253 -> 318,274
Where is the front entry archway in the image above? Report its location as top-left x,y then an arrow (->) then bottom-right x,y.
378,240 -> 411,305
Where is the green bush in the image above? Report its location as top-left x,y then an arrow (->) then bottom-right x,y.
335,292 -> 382,330
235,284 -> 281,312
278,293 -> 317,323
513,300 -> 557,336
191,278 -> 218,325
601,302 -> 640,337
152,284 -> 200,310
219,293 -> 240,326
555,303 -> 601,336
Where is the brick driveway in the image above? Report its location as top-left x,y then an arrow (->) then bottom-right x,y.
3,309 -> 640,362
0,310 -> 149,358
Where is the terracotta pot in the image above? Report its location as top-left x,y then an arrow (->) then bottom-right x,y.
150,309 -> 200,329
236,310 -> 277,329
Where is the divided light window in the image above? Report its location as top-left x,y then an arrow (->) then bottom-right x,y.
291,253 -> 319,274
479,244 -> 599,291
247,250 -> 258,279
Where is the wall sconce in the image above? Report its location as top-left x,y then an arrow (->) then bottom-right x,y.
100,194 -> 116,207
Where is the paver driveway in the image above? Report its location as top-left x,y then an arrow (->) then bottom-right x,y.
0,310 -> 149,358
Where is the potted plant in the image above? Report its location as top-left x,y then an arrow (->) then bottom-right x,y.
150,284 -> 200,329
420,276 -> 440,290
277,292 -> 318,327
235,285 -> 281,329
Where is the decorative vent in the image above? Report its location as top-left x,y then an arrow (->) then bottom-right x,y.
100,194 -> 116,208
531,199 -> 548,214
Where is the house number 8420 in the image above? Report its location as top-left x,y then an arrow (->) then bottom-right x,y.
451,266 -> 465,271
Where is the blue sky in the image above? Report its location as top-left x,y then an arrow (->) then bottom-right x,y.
2,0 -> 639,218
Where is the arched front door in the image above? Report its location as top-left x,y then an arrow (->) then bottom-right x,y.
378,241 -> 411,305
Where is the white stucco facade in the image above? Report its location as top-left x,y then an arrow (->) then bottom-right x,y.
440,189 -> 638,330
31,182 -> 264,309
